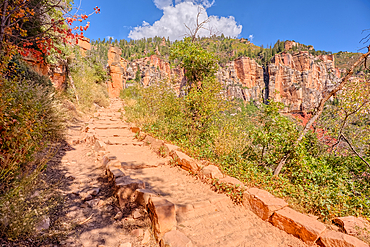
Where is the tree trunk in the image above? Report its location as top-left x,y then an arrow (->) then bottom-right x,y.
0,0 -> 9,50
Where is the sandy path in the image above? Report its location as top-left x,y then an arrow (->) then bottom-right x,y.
85,99 -> 308,247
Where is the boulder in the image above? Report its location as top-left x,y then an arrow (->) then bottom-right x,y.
94,140 -> 106,152
148,197 -> 177,240
132,188 -> 157,206
102,155 -> 118,167
86,198 -> 100,208
87,187 -> 100,196
169,150 -> 199,174
317,230 -> 368,247
35,215 -> 50,232
333,216 -> 369,236
243,188 -> 288,221
219,176 -> 244,187
115,176 -> 145,207
107,167 -> 125,181
160,230 -> 193,247
143,135 -> 170,157
270,207 -> 327,245
200,165 -> 224,179
130,126 -> 140,134
151,141 -> 169,157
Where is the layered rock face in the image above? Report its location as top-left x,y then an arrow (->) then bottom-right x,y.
23,55 -> 66,90
107,47 -> 127,98
268,51 -> 340,112
77,37 -> 91,56
48,64 -> 66,90
118,48 -> 340,112
107,45 -> 186,97
217,57 -> 264,103
125,54 -> 186,94
23,37 -> 93,90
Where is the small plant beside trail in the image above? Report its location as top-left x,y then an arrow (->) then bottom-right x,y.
212,179 -> 245,204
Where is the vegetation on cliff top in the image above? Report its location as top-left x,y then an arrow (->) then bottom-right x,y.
93,35 -> 364,71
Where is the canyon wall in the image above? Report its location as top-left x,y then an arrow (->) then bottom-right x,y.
217,57 -> 264,103
111,46 -> 341,112
216,52 -> 340,112
268,52 -> 340,112
107,50 -> 186,98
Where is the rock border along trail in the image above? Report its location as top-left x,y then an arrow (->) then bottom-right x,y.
76,99 -> 368,247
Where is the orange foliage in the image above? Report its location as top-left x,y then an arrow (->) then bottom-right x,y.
0,1 -> 100,74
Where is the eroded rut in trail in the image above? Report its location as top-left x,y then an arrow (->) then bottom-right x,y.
44,99 -> 307,247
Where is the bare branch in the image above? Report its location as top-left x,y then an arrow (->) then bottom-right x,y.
341,134 -> 370,169
183,6 -> 211,42
329,98 -> 369,152
360,29 -> 370,45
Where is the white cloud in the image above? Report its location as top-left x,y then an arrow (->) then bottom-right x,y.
175,0 -> 215,8
248,34 -> 254,42
128,2 -> 242,41
153,0 -> 173,9
154,0 -> 215,10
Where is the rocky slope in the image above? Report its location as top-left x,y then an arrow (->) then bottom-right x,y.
108,47 -> 342,112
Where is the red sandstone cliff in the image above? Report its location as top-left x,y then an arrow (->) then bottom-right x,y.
77,37 -> 91,56
124,54 -> 185,94
217,57 -> 264,103
107,46 -> 127,98
23,37 -> 92,90
117,48 -> 340,113
268,51 -> 340,112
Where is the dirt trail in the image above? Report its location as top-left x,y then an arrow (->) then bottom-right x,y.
33,103 -> 157,247
80,99 -> 308,247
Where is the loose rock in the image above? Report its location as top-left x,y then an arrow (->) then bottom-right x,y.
35,215 -> 50,232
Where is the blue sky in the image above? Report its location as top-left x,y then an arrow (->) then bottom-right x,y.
76,0 -> 370,53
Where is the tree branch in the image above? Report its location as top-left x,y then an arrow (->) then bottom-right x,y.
0,0 -> 9,49
341,134 -> 370,169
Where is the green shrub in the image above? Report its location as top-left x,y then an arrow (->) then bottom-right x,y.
0,63 -> 65,239
67,48 -> 110,112
0,78 -> 64,188
0,153 -> 60,240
